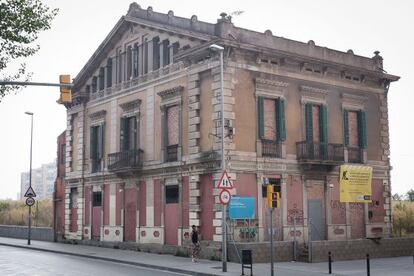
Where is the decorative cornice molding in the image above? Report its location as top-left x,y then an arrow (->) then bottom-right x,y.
158,85 -> 184,100
255,78 -> 288,99
120,99 -> 141,112
300,85 -> 329,95
341,92 -> 367,110
88,110 -> 107,122
300,85 -> 328,104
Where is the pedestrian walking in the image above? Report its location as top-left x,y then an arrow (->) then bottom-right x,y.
191,225 -> 200,262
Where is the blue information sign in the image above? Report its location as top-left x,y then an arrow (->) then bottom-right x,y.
228,196 -> 255,219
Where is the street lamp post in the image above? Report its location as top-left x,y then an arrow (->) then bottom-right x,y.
25,111 -> 34,245
209,44 -> 226,272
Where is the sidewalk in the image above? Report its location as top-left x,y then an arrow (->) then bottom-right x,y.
0,237 -> 412,275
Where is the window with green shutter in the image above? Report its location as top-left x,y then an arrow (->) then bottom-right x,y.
276,98 -> 286,141
358,110 -> 367,149
343,110 -> 349,146
319,105 -> 328,144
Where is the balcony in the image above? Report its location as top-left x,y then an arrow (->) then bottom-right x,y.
262,139 -> 282,158
166,144 -> 179,162
107,149 -> 144,172
296,141 -> 344,164
347,147 -> 363,163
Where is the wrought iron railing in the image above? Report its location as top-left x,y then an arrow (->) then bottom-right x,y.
166,144 -> 179,162
262,139 -> 282,158
107,149 -> 144,171
296,141 -> 344,162
347,147 -> 363,163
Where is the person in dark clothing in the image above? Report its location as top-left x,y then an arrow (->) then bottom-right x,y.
191,225 -> 200,262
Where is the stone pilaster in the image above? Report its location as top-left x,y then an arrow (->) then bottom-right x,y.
378,93 -> 392,236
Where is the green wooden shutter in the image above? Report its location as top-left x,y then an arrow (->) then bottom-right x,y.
319,105 -> 328,144
305,103 -> 313,142
257,97 -> 264,139
90,126 -> 96,159
343,110 -> 349,146
276,98 -> 286,141
358,110 -> 367,149
98,124 -> 104,159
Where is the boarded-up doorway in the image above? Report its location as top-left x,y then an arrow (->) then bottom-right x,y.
124,187 -> 137,241
165,184 -> 179,245
91,191 -> 102,240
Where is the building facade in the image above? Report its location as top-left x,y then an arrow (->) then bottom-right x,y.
63,3 -> 398,247
21,160 -> 56,200
53,131 -> 66,241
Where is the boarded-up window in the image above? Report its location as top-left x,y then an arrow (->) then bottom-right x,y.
264,98 -> 276,140
348,111 -> 359,147
167,105 -> 179,146
166,185 -> 179,204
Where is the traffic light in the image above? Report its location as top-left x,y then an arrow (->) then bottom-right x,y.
59,74 -> 72,103
267,185 -> 280,209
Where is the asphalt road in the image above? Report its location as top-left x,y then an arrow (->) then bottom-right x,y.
0,246 -> 187,276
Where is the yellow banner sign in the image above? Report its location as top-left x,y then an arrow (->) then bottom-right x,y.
339,165 -> 372,203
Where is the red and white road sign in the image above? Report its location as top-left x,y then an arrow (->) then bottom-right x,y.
219,189 -> 231,205
24,186 -> 37,198
26,197 -> 35,207
217,170 -> 233,189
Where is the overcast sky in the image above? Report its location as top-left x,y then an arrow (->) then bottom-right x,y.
1,0 -> 413,199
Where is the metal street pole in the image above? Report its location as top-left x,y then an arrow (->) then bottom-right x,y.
209,43 -> 226,272
270,208 -> 274,276
25,111 -> 34,245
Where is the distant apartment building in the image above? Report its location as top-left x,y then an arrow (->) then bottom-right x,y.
21,161 -> 56,200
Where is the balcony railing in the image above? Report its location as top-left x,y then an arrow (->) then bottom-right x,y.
107,149 -> 144,171
166,144 -> 179,162
347,147 -> 363,163
262,139 -> 282,158
296,141 -> 344,163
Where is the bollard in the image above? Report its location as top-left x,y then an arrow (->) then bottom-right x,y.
328,251 -> 332,274
366,254 -> 370,276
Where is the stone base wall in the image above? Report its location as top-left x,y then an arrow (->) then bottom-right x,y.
227,241 -> 294,263
311,237 -> 414,262
0,225 -> 53,241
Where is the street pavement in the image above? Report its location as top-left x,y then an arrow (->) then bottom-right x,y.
0,237 -> 412,275
0,246 -> 185,276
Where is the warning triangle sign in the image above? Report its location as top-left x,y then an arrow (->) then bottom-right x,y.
24,186 -> 37,198
217,170 -> 233,189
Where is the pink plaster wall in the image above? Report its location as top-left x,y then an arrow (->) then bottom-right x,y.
233,173 -> 257,217
350,202 -> 365,238
287,175 -> 303,225
139,181 -> 146,226
182,176 -> 190,228
330,177 -> 346,224
124,187 -> 137,241
84,186 -> 91,225
103,184 -> 109,225
200,174 -> 214,241
369,179 -> 385,223
153,179 -> 161,227
116,183 -> 122,226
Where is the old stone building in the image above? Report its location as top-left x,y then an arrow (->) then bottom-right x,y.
63,2 -> 398,251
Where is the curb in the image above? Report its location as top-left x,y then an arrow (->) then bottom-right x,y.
0,242 -> 218,276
